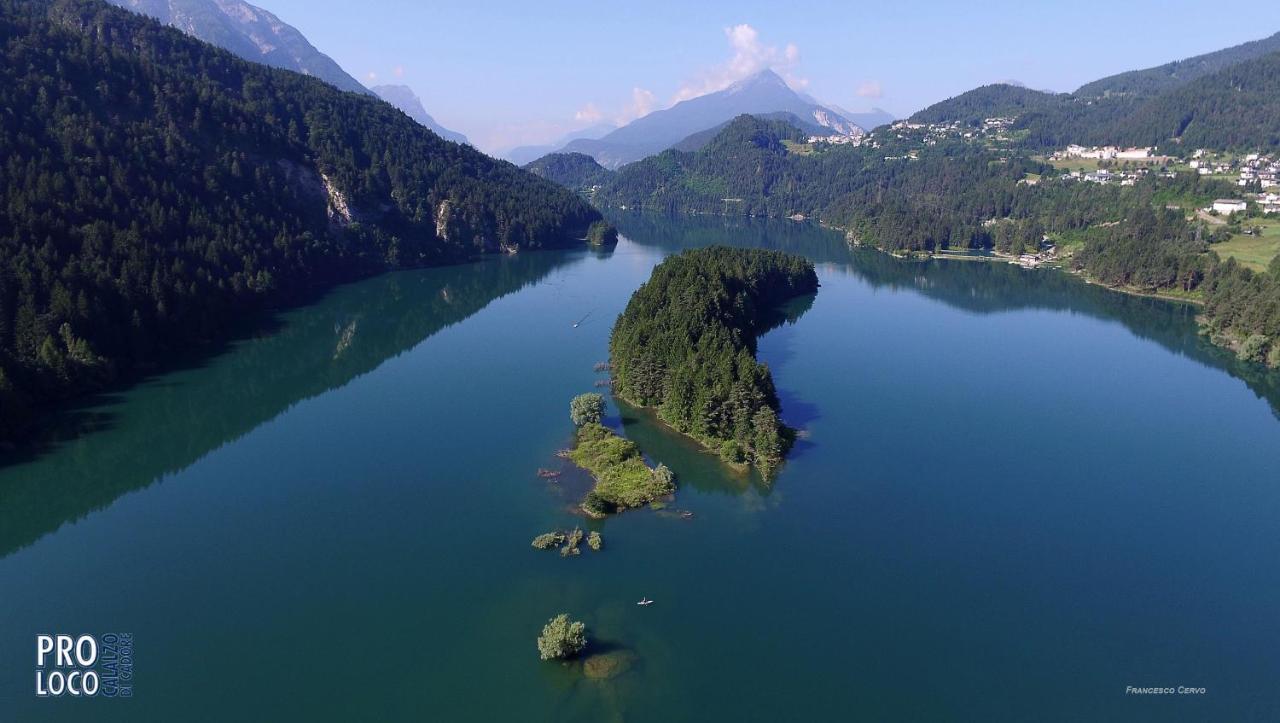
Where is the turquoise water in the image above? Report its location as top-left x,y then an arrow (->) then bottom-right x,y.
2,214 -> 1279,721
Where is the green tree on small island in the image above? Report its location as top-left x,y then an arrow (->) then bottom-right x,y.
586,221 -> 619,247
531,532 -> 565,550
587,531 -> 603,551
569,422 -> 676,515
570,393 -> 606,427
537,614 -> 587,661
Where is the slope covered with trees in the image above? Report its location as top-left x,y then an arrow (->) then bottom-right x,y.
599,114 -> 1042,251
910,49 -> 1280,152
0,0 -> 599,439
1110,52 -> 1280,150
523,152 -> 612,194
609,247 -> 818,475
910,84 -> 1072,126
1076,31 -> 1280,97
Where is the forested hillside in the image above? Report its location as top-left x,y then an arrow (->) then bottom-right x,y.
0,0 -> 599,439
911,47 -> 1280,151
599,114 -> 1041,250
1111,52 -> 1280,149
1076,31 -> 1280,97
910,84 -> 1072,126
523,153 -> 612,194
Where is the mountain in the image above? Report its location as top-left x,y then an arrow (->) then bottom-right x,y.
105,0 -> 370,95
597,114 -> 1037,246
1109,51 -> 1280,149
562,70 -> 864,168
910,41 -> 1280,151
504,123 -> 618,166
911,84 -> 1068,126
831,105 -> 895,131
0,0 -> 599,440
371,84 -> 468,144
1077,31 -> 1280,97
524,153 -> 612,193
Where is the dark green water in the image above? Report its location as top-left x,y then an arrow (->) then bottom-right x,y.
3,214 -> 1279,722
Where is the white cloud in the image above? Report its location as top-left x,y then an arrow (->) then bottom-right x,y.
561,24 -> 805,138
617,87 -> 657,124
856,80 -> 883,99
574,102 -> 604,124
671,24 -> 807,104
366,71 -> 378,82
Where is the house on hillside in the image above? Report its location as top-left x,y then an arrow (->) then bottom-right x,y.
1212,199 -> 1248,214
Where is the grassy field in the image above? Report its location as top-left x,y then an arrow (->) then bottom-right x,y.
1213,219 -> 1280,271
1043,157 -> 1104,172
1039,156 -> 1169,174
782,140 -> 818,156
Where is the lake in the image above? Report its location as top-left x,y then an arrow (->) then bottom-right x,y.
2,213 -> 1279,721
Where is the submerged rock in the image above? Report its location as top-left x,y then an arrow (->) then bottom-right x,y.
583,650 -> 637,680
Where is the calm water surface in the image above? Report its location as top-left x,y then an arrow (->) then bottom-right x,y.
2,214 -> 1279,722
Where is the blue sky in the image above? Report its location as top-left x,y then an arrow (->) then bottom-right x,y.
253,0 -> 1272,152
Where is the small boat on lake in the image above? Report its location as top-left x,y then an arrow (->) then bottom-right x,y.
637,598 -> 654,606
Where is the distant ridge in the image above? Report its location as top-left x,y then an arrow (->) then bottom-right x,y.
106,0 -> 371,95
830,105 -> 895,131
504,123 -> 618,165
371,85 -> 469,145
1077,31 -> 1280,97
908,31 -> 1280,151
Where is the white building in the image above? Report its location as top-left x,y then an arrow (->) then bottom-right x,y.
1212,199 -> 1248,214
1116,147 -> 1153,160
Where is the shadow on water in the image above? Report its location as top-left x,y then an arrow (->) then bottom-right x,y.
0,312 -> 290,469
609,210 -> 1280,421
0,251 -> 579,559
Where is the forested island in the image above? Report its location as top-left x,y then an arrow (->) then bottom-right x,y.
609,247 -> 818,475
0,0 -> 600,441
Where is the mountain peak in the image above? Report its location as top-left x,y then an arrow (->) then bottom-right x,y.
730,68 -> 790,93
560,67 -> 861,168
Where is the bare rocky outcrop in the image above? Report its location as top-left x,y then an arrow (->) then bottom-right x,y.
435,199 -> 453,241
436,199 -> 496,251
320,171 -> 353,227
271,159 -> 355,229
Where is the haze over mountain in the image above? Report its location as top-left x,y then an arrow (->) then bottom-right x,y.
830,105 -> 895,131
105,0 -> 371,95
371,84 -> 469,145
503,122 -> 618,166
560,69 -> 863,169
